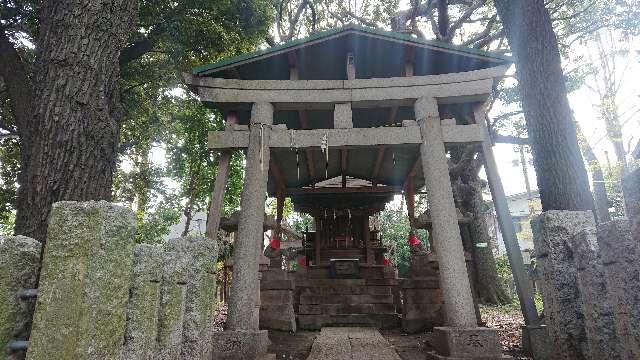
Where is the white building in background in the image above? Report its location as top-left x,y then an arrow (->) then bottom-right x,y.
489,190 -> 540,264
166,211 -> 208,239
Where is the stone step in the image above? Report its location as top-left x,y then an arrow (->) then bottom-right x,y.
297,314 -> 400,330
298,303 -> 397,315
299,285 -> 392,296
299,294 -> 394,305
295,278 -> 398,287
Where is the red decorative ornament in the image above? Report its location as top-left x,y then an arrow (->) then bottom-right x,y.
269,237 -> 281,250
383,258 -> 392,266
297,257 -> 308,267
408,234 -> 421,247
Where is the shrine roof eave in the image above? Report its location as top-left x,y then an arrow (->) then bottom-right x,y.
191,24 -> 511,78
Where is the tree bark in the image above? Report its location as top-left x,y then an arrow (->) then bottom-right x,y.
494,0 -> 594,212
12,0 -> 136,242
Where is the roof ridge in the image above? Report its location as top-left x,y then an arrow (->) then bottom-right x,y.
192,24 -> 511,76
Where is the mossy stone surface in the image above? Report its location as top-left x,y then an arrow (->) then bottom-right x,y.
0,236 -> 41,360
155,245 -> 189,360
123,244 -> 163,360
26,201 -> 136,360
167,236 -> 218,359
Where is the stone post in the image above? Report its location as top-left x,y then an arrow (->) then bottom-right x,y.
27,201 -> 136,360
415,97 -> 476,328
415,97 -> 502,359
0,236 -> 41,360
123,244 -> 163,360
568,228 -> 622,358
597,219 -> 640,358
167,236 -> 218,360
531,211 -> 591,359
213,102 -> 272,359
155,241 -> 189,360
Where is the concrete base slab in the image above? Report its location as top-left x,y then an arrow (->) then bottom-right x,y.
306,327 -> 401,360
430,327 -> 507,359
425,351 -> 510,360
211,330 -> 269,360
521,325 -> 551,360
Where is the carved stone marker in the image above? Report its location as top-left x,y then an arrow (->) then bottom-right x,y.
329,259 -> 360,278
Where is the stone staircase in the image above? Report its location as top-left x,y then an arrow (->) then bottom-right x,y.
295,279 -> 400,330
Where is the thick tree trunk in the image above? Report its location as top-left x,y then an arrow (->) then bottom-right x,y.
13,0 -> 136,242
494,0 -> 594,212
450,146 -> 510,305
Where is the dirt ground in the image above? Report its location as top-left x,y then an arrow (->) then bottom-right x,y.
215,303 -> 533,359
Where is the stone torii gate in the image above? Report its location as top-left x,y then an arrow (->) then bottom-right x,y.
186,25 -> 538,359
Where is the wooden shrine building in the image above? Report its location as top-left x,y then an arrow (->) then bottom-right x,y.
186,24 -> 537,360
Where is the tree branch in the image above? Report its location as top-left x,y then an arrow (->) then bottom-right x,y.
0,27 -> 34,142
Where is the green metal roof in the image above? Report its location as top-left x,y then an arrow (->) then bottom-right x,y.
192,24 -> 511,76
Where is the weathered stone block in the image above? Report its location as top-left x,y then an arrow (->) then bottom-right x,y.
123,244 -> 163,360
427,327 -> 505,359
210,330 -> 269,360
260,290 -> 292,305
521,325 -> 551,360
155,244 -> 189,360
259,304 -> 296,332
27,201 -> 136,360
0,236 -> 40,360
167,236 -> 218,360
531,210 -> 592,359
596,219 -> 640,359
568,229 -> 622,358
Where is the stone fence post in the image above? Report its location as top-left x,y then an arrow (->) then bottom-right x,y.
0,236 -> 41,360
568,228 -> 622,359
597,219 -> 640,359
27,201 -> 136,360
531,211 -> 591,359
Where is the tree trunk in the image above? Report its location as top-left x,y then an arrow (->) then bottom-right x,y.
494,0 -> 594,212
576,123 -> 610,222
12,0 -> 136,242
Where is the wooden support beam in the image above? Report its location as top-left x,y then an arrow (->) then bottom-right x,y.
285,185 -> 400,195
205,112 -> 237,241
269,158 -> 285,191
371,147 -> 387,186
341,149 -> 348,187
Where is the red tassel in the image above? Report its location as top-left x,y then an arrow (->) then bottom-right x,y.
383,258 -> 392,266
269,238 -> 281,250
298,256 -> 308,267
408,235 -> 421,247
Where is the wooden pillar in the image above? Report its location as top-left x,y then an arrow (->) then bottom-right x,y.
226,102 -> 273,331
474,105 -> 539,326
415,97 -> 477,328
314,215 -> 321,265
205,112 -> 238,240
363,212 -> 373,264
405,177 -> 416,232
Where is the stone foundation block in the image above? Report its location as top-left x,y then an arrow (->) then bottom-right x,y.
27,201 -> 136,360
260,304 -> 296,332
260,290 -> 293,305
123,244 -> 163,360
531,210 -> 592,359
260,280 -> 293,291
0,236 -> 41,360
521,325 -> 551,360
427,327 -> 506,359
210,330 -> 269,360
